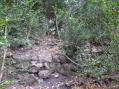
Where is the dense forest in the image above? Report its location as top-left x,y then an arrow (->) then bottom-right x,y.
0,0 -> 119,89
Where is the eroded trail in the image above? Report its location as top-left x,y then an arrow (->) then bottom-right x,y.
3,36 -> 119,89
5,36 -> 77,89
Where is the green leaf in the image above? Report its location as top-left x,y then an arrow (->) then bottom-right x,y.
0,80 -> 11,89
0,18 -> 8,27
0,36 -> 8,45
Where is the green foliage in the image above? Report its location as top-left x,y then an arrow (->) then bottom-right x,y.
0,0 -> 46,47
0,36 -> 8,45
0,18 -> 8,27
55,0 -> 119,77
0,80 -> 11,89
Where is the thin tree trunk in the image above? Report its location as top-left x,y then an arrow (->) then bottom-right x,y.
0,47 -> 7,82
0,25 -> 8,82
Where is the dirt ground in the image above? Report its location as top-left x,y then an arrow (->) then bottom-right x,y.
0,36 -> 119,89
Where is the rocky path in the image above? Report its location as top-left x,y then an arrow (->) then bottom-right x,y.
2,36 -> 119,89
5,36 -> 77,89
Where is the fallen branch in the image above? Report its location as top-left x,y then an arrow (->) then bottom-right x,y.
62,53 -> 80,66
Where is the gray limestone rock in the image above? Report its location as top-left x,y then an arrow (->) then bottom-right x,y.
38,70 -> 52,79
